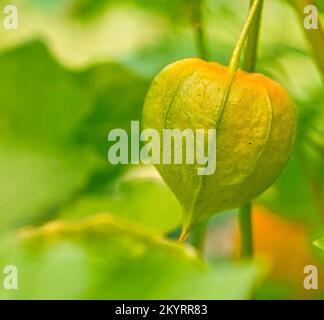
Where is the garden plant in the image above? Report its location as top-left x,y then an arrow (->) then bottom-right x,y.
0,0 -> 323,301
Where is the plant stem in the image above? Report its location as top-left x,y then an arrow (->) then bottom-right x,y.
243,0 -> 264,72
186,0 -> 264,251
191,0 -> 209,60
188,0 -> 209,250
228,0 -> 263,73
239,203 -> 253,257
190,220 -> 208,251
238,0 -> 264,258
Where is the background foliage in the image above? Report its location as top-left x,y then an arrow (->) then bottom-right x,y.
0,0 -> 323,299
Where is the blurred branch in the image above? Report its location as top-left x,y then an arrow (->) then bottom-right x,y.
239,203 -> 253,257
243,0 -> 264,72
189,0 -> 264,253
189,0 -> 209,60
288,0 -> 324,79
190,220 -> 208,251
188,0 -> 209,250
238,0 -> 264,258
228,0 -> 263,72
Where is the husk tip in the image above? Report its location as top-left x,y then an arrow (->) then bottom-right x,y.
178,228 -> 190,241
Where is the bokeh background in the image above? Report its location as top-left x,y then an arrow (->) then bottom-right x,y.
0,0 -> 323,299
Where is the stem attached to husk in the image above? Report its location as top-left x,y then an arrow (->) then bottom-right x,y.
243,0 -> 264,72
181,0 -> 264,250
238,0 -> 264,258
228,0 -> 263,73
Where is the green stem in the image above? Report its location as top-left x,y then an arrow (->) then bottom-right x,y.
238,0 -> 264,258
228,0 -> 263,73
188,0 -> 264,252
190,220 -> 208,251
239,203 -> 253,257
191,0 -> 209,60
189,0 -> 209,250
243,0 -> 264,72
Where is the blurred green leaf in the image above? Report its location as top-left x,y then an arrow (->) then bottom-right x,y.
59,177 -> 182,234
257,153 -> 322,226
0,41 -> 96,229
0,40 -> 157,228
69,0 -> 189,22
0,214 -> 261,299
0,42 -> 90,147
0,145 -> 94,228
73,62 -> 150,192
0,0 -> 166,68
69,0 -> 111,19
75,62 -> 149,159
314,236 -> 324,251
257,93 -> 324,227
287,0 -> 324,78
316,0 -> 324,12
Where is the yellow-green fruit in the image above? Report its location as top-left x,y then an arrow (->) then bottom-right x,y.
143,58 -> 296,232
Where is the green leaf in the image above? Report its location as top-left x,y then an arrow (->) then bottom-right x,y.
0,145 -> 94,228
72,62 -> 151,192
59,176 -> 182,234
257,153 -> 322,226
0,42 -> 90,147
75,62 -> 150,159
314,236 -> 324,251
0,1 -> 167,68
0,41 -> 95,229
69,0 -> 188,22
0,214 -> 261,299
257,94 -> 324,226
